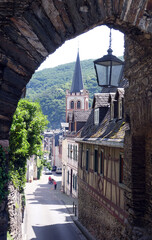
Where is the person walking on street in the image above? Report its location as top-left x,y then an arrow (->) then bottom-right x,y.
48,176 -> 51,183
53,180 -> 57,190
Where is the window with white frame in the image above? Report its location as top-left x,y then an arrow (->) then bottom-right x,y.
86,149 -> 89,171
75,175 -> 77,190
94,149 -> 98,173
70,144 -> 72,158
110,102 -> 114,120
73,145 -> 78,161
68,144 -> 70,158
118,100 -> 122,119
67,171 -> 69,184
75,146 -> 77,160
94,108 -> 99,125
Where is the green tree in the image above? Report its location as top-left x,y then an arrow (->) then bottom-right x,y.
9,99 -> 48,191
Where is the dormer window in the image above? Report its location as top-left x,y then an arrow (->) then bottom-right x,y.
94,108 -> 99,125
77,101 -> 81,109
114,88 -> 124,120
71,101 -> 74,109
118,100 -> 122,119
110,102 -> 114,120
114,101 -> 118,119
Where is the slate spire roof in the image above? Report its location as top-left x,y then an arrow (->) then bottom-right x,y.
70,50 -> 83,93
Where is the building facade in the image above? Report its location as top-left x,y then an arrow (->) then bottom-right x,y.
62,51 -> 90,198
77,86 -> 129,239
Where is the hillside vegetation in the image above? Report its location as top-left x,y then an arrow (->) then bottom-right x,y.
26,59 -> 101,129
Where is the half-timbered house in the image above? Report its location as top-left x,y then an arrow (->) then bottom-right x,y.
77,86 -> 129,239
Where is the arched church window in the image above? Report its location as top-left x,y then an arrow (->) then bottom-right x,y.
71,101 -> 74,109
77,101 -> 81,109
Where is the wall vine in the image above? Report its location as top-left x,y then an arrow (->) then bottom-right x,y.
0,145 -> 9,203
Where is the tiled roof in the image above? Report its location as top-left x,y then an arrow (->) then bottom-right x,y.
80,109 -> 129,146
73,110 -> 91,122
80,84 -> 129,146
92,93 -> 110,108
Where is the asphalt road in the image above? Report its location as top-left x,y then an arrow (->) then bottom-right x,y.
25,172 -> 86,240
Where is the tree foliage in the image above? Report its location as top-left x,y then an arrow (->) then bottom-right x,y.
9,99 -> 48,191
26,59 -> 101,129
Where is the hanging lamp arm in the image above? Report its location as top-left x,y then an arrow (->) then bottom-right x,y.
107,28 -> 113,55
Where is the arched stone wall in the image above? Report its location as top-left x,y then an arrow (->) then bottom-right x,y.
0,0 -> 152,139
1,0 -> 152,238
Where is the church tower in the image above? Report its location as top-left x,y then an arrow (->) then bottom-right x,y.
66,51 -> 89,128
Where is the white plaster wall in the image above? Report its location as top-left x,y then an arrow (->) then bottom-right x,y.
54,147 -> 62,167
62,139 -> 68,192
67,96 -> 86,109
66,138 -> 78,198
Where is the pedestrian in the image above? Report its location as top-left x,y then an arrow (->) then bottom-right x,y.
48,176 -> 51,183
53,180 -> 57,190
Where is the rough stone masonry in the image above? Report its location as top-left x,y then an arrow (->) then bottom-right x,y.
1,0 -> 152,239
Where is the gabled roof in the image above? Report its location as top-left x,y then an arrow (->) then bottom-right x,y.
68,110 -> 91,123
108,93 -> 115,103
73,110 -> 91,122
92,93 -> 110,108
79,86 -> 129,147
115,88 -> 124,100
70,51 -> 83,93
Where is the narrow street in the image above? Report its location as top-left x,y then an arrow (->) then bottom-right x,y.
24,172 -> 86,240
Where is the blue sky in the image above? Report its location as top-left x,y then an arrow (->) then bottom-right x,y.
38,25 -> 124,71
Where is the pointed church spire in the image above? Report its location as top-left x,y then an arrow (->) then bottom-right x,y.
70,50 -> 83,93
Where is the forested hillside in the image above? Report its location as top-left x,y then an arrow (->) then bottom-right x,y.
26,59 -> 101,129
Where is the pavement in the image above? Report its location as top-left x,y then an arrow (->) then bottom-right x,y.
47,172 -> 96,240
23,172 -> 96,240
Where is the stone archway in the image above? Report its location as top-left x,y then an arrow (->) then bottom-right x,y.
0,0 -> 152,139
1,0 -> 152,239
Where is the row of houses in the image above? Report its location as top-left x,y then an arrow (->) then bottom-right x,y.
60,51 -> 129,239
41,51 -> 129,239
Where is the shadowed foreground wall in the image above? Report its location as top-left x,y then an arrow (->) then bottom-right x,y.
1,0 -> 152,238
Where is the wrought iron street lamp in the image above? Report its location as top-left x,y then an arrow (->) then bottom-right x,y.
94,29 -> 124,87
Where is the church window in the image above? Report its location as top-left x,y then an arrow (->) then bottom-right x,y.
71,101 -> 74,109
77,101 -> 81,109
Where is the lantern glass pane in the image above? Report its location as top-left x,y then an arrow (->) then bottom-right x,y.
96,64 -> 110,86
111,64 -> 124,86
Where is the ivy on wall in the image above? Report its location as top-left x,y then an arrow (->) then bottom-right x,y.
0,145 -> 9,203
